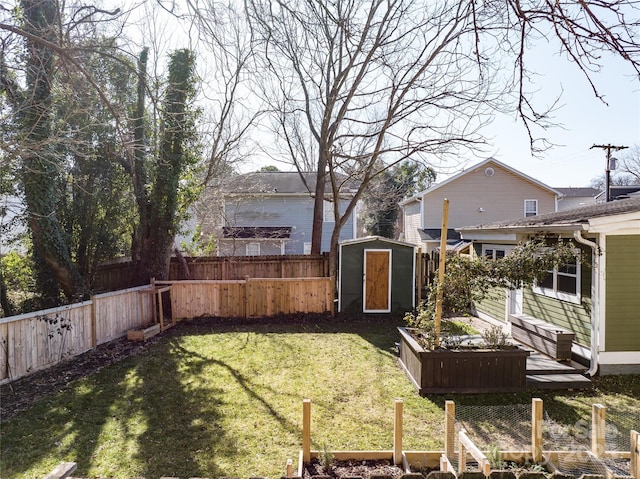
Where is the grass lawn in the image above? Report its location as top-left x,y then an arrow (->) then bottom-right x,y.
1,315 -> 639,478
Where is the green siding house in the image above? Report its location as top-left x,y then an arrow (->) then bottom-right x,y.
459,197 -> 640,375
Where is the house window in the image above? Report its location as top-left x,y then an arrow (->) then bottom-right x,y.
323,199 -> 335,222
303,242 -> 311,254
524,199 -> 538,217
482,244 -> 511,260
246,242 -> 260,256
533,255 -> 581,303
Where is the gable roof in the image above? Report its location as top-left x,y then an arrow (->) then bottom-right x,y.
225,171 -> 358,196
459,196 -> 640,233
401,158 -> 559,206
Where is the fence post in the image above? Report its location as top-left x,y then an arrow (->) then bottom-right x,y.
592,403 -> 606,458
445,400 -> 455,459
630,429 -> 639,479
244,276 -> 250,319
457,429 -> 467,474
302,399 -> 311,463
394,398 -> 403,465
90,295 -> 97,348
532,398 -> 543,463
416,248 -> 423,304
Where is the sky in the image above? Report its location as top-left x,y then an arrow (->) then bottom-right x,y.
455,47 -> 640,188
123,1 -> 640,190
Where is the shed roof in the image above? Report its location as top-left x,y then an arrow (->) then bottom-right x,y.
339,235 -> 416,249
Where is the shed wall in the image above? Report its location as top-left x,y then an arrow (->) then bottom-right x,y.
339,239 -> 414,313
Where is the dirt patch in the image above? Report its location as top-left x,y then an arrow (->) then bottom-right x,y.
303,458 -> 410,479
1,330 -> 166,422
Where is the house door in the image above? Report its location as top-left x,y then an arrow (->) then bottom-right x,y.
363,249 -> 392,313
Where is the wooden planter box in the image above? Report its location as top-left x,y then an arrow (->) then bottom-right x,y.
127,323 -> 161,342
397,327 -> 530,394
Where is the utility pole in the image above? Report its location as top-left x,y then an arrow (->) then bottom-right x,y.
591,144 -> 628,202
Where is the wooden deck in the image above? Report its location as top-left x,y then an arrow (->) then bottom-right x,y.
464,316 -> 593,391
523,348 -> 593,390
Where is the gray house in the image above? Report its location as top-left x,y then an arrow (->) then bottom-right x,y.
218,172 -> 359,256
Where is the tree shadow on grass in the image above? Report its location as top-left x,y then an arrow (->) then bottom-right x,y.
1,354 -> 140,478
131,335 -> 304,478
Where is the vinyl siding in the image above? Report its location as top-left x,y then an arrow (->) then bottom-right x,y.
403,201 -> 422,244
522,246 -> 592,347
422,162 -> 556,229
523,289 -> 592,347
218,240 -> 285,256
475,288 -> 506,322
224,195 -> 355,255
605,235 -> 640,352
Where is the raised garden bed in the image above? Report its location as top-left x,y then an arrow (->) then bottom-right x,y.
397,327 -> 530,394
296,399 -> 639,479
127,323 -> 161,342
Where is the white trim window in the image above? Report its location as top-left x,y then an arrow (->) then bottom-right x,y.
303,242 -> 312,254
246,242 -> 260,256
323,199 -> 335,222
524,199 -> 538,217
482,244 -> 513,260
533,255 -> 581,303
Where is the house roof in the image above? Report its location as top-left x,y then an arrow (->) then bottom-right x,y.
594,185 -> 640,201
418,228 -> 461,242
222,226 -> 292,239
555,187 -> 600,198
458,196 -> 640,233
400,158 -> 559,206
224,171 -> 358,196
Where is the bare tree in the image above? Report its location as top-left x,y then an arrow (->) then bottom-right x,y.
618,145 -> 640,184
245,0 -> 640,277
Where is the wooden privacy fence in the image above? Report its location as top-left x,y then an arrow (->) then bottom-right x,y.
0,285 -> 155,384
93,254 -> 331,292
163,277 -> 334,320
1,277 -> 333,384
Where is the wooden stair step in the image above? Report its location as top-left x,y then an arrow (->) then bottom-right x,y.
526,373 -> 593,390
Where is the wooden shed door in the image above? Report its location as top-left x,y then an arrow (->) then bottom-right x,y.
363,249 -> 391,313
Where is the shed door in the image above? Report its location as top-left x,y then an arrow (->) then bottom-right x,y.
363,249 -> 392,313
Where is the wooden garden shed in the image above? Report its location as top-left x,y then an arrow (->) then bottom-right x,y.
338,236 -> 416,314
